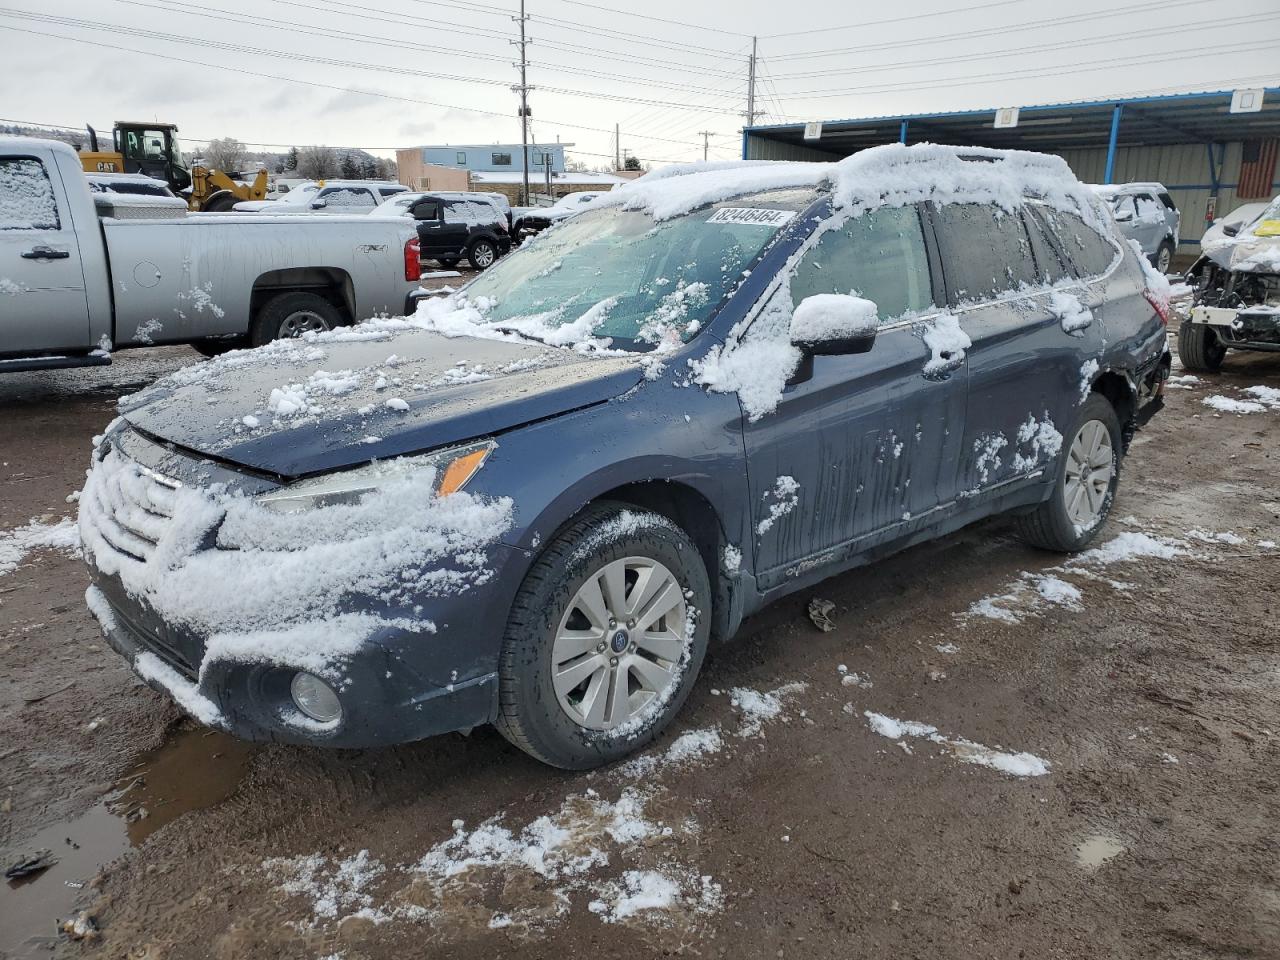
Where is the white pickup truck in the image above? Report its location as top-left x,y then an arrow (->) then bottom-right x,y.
0,137 -> 423,372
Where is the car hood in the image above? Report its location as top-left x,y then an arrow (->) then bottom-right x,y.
119,330 -> 644,478
1204,234 -> 1280,273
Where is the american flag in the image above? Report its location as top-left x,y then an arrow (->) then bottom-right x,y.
1238,138 -> 1277,199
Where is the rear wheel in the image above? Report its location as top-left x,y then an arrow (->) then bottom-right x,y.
436,257 -> 459,269
1015,393 -> 1122,552
496,502 -> 711,769
200,189 -> 239,212
1177,319 -> 1227,372
1154,240 -> 1174,275
249,291 -> 344,347
467,238 -> 498,270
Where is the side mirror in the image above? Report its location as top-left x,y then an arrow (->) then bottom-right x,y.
310,199 -> 328,209
789,294 -> 878,356
1114,209 -> 1134,223
1222,223 -> 1239,237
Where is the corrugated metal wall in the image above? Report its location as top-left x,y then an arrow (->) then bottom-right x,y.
1053,142 -> 1243,249
745,137 -> 842,162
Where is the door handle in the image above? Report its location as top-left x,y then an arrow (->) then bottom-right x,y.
21,246 -> 70,260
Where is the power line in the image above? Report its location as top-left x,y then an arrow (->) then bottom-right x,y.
767,0 -> 1207,61
760,0 -> 1028,39
540,0 -> 749,38
0,9 -> 741,114
0,23 -> 707,148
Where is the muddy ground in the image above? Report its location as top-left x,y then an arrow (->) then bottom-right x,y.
1,319 -> 1278,960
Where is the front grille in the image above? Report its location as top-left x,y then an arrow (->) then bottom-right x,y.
89,455 -> 180,563
111,597 -> 198,680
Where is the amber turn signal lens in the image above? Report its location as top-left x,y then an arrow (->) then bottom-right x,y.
437,447 -> 491,496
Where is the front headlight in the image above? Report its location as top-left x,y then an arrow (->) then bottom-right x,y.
256,439 -> 496,513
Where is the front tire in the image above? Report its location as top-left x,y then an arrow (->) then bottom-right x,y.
1153,240 -> 1174,275
1015,393 -> 1122,552
1177,319 -> 1226,372
496,502 -> 711,769
249,291 -> 344,347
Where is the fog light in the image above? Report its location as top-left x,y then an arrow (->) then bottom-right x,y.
290,672 -> 342,724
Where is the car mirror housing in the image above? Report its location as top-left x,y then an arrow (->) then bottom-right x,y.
1221,223 -> 1239,237
789,293 -> 879,356
1114,209 -> 1134,223
310,199 -> 328,209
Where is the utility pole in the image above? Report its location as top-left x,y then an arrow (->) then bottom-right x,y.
745,35 -> 758,128
615,122 -> 620,171
697,130 -> 716,162
512,0 -> 532,205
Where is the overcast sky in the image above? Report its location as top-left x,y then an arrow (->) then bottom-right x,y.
1,0 -> 1277,166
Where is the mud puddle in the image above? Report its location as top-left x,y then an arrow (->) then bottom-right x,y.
1,726 -> 255,956
1074,833 -> 1126,872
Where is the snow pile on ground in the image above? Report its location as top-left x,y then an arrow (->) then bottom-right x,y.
0,517 -> 80,577
618,726 -> 723,779
963,532 -> 1187,623
1202,395 -> 1266,414
263,850 -> 387,924
756,476 -> 800,535
79,445 -> 513,724
1164,374 -> 1200,390
864,711 -> 1050,777
1242,385 -> 1280,408
729,681 -> 807,737
589,870 -> 723,924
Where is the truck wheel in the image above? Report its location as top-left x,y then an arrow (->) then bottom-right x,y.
201,190 -> 238,212
496,502 -> 711,769
1014,393 -> 1122,553
191,337 -> 244,358
250,292 -> 344,346
467,239 -> 498,270
1154,240 -> 1174,275
1177,319 -> 1226,372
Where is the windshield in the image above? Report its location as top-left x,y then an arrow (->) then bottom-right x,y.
459,189 -> 815,351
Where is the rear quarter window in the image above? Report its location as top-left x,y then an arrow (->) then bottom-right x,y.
1036,206 -> 1118,278
0,157 -> 60,230
932,203 -> 1039,302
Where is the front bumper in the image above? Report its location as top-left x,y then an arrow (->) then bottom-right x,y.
1189,304 -> 1280,351
86,571 -> 502,747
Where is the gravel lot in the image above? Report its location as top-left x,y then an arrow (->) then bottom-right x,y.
1,323 -> 1278,959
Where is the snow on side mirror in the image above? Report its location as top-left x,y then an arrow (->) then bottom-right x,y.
310,199 -> 328,209
789,293 -> 879,356
1222,223 -> 1240,237
1114,209 -> 1134,223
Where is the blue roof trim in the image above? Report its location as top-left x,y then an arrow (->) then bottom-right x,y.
745,87 -> 1280,135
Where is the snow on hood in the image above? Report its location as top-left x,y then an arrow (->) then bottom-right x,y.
120,307 -> 643,476
595,143 -> 1105,227
1205,233 -> 1280,274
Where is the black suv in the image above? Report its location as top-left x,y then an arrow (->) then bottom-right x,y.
401,193 -> 512,270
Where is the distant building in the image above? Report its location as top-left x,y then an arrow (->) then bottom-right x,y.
470,170 -> 629,205
397,143 -> 568,184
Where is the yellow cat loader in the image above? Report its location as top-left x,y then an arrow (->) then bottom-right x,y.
79,122 -> 268,212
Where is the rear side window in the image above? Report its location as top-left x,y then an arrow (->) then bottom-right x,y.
1158,192 -> 1176,211
1037,206 -> 1118,278
320,188 -> 376,209
1134,194 -> 1163,222
378,186 -> 404,198
789,204 -> 935,323
411,199 -> 440,220
1021,207 -> 1072,284
932,203 -> 1038,302
0,157 -> 60,230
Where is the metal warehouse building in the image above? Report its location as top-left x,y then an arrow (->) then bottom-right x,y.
742,88 -> 1280,259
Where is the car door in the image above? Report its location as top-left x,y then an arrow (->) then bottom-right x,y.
930,202 -> 1102,496
408,198 -> 444,257
438,199 -> 474,255
741,202 -> 967,585
1132,192 -> 1164,254
0,154 -> 92,353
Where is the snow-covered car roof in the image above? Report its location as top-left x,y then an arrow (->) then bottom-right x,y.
593,145 -> 1105,225
1089,182 -> 1169,198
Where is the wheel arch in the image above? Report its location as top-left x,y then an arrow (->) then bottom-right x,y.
249,267 -> 355,328
1089,367 -> 1138,445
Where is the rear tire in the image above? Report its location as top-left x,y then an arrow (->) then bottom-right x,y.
1177,319 -> 1226,372
249,292 -> 344,347
1154,240 -> 1174,275
495,502 -> 711,769
467,238 -> 498,271
1015,393 -> 1122,553
200,190 -> 239,212
436,257 -> 459,269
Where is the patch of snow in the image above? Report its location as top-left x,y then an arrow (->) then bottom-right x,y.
1011,413 -> 1063,473
133,651 -> 225,728
729,681 -> 807,737
384,397 -> 410,412
1202,395 -> 1265,414
721,543 -> 742,573
1078,359 -> 1100,401
864,711 -> 1050,777
1242,385 -> 1280,408
756,476 -> 799,535
0,517 -> 81,576
1049,291 -> 1092,335
921,312 -> 972,376
789,293 -> 878,344
264,849 -> 386,925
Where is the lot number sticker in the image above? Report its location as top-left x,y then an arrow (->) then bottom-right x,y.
707,207 -> 796,227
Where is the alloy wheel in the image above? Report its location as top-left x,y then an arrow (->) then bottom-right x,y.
1064,419 -> 1114,527
278,310 -> 330,338
550,556 -> 687,731
1156,246 -> 1172,274
474,243 -> 495,268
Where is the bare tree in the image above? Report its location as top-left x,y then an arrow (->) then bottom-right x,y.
296,145 -> 338,179
374,157 -> 397,181
204,137 -> 246,173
